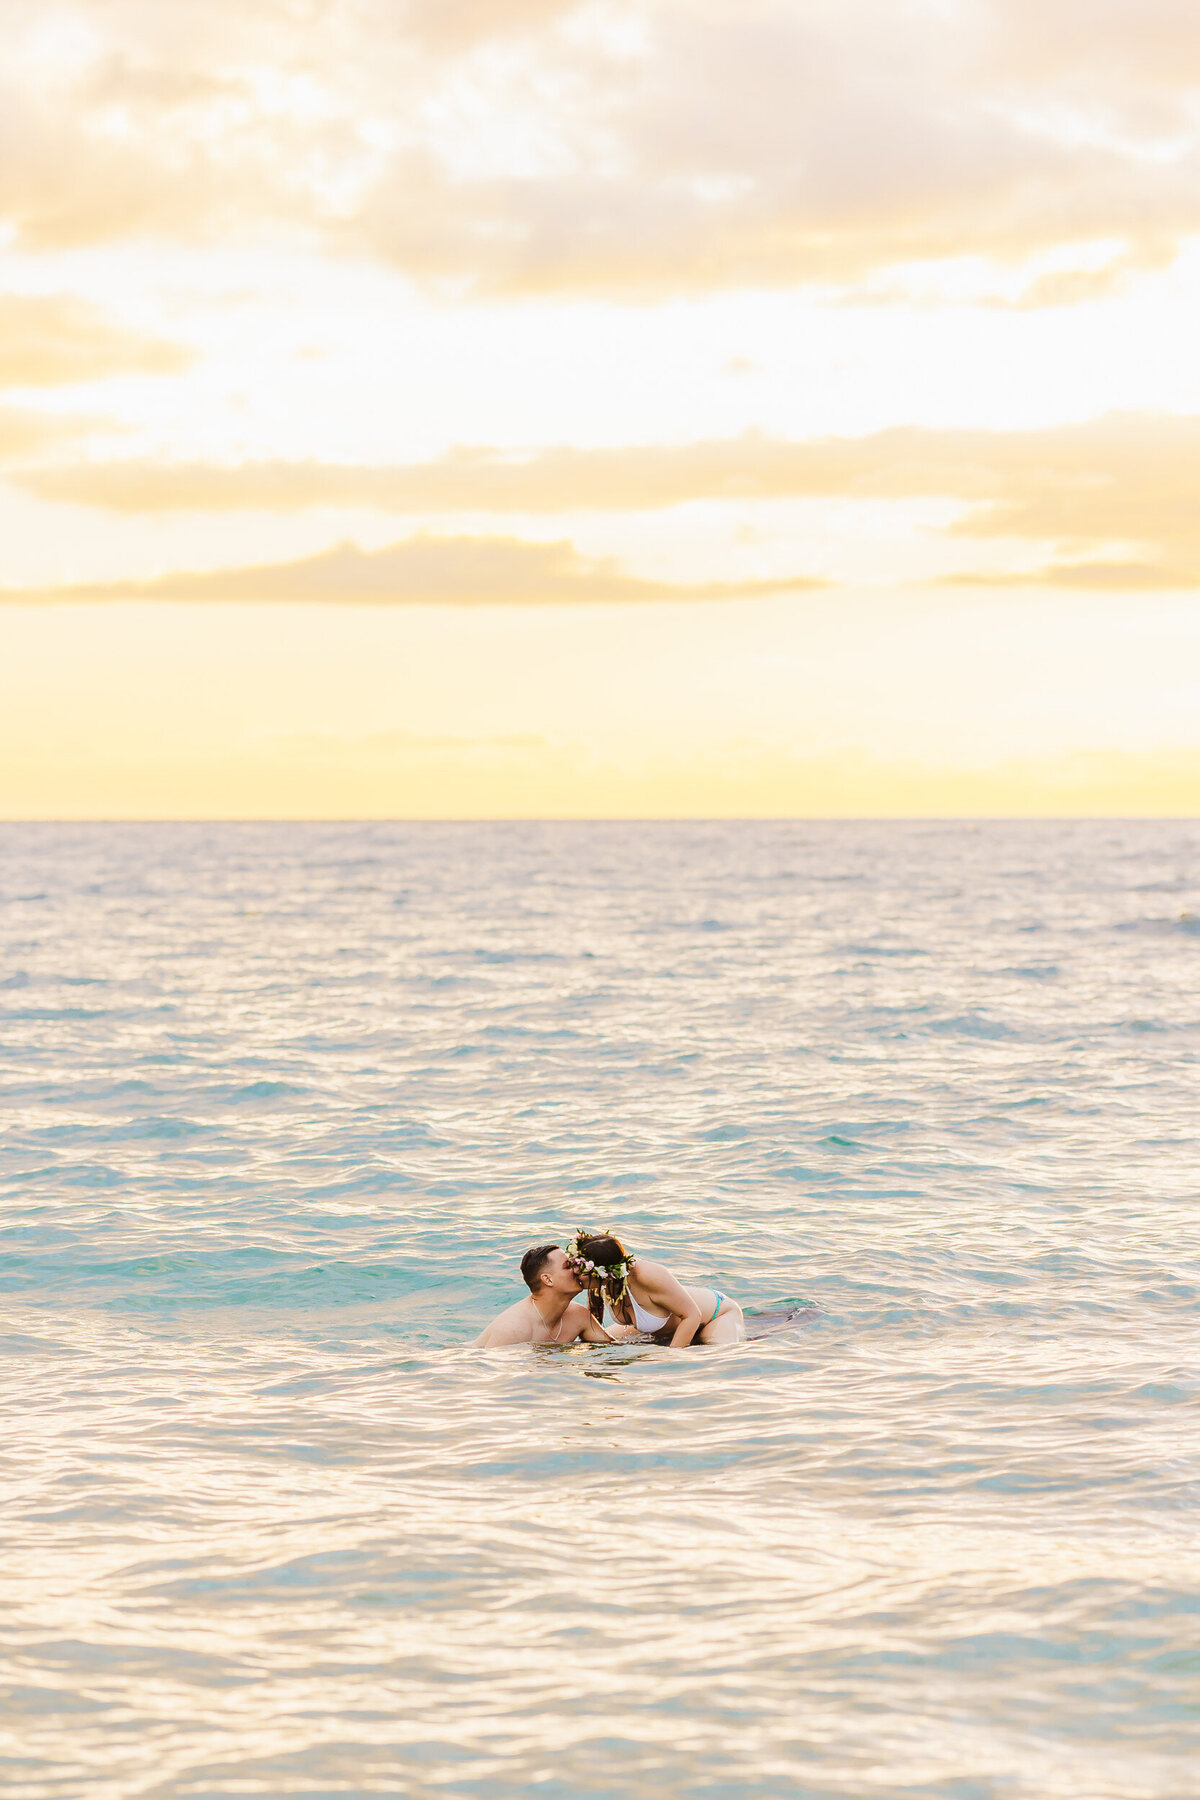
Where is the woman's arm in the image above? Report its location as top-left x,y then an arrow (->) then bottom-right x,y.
578,1311 -> 616,1343
635,1260 -> 703,1349
668,1304 -> 703,1349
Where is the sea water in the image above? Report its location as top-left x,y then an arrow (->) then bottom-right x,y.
1,820 -> 1197,1800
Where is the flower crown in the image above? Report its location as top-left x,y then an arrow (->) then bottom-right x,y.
563,1231 -> 633,1308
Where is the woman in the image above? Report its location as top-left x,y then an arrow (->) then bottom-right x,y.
564,1231 -> 745,1346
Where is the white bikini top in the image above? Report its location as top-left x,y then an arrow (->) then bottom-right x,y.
628,1293 -> 669,1332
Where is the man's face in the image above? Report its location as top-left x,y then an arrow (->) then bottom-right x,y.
539,1247 -> 583,1297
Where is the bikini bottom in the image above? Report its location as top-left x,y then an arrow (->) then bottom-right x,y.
649,1293 -> 726,1343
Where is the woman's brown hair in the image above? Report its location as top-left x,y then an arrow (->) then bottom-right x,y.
574,1232 -> 634,1326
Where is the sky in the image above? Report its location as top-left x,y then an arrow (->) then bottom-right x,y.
2,0 -> 1200,818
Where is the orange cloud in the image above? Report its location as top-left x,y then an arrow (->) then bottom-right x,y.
19,414 -> 1200,589
400,0 -> 580,46
0,294 -> 192,386
12,435 -> 917,513
0,404 -> 113,461
2,1 -> 1199,295
990,0 -> 1200,91
944,561 -> 1199,591
0,531 -> 825,606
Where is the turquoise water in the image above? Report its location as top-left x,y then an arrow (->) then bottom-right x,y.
2,820 -> 1197,1799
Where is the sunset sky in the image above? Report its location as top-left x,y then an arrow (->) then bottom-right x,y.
3,0 -> 1200,817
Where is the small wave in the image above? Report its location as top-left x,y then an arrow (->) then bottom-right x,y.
928,1012 -> 1018,1040
0,1332 -> 80,1357
472,948 -> 565,964
837,942 -> 930,958
215,1080 -> 311,1103
2,1005 -> 113,1021
107,1116 -> 210,1140
1115,912 -> 1200,937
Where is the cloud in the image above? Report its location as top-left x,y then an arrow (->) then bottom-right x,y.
0,294 -> 192,386
0,3 -> 343,250
944,560 -> 1200,590
398,0 -> 580,47
2,0 -> 1200,296
12,434 -> 938,513
0,531 -> 825,606
0,404 -> 113,461
17,413 -> 1200,589
928,413 -> 1200,585
989,0 -> 1200,92
18,416 -> 1190,514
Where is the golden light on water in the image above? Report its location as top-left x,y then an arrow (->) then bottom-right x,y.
2,0 -> 1200,817
5,816 -> 1199,1792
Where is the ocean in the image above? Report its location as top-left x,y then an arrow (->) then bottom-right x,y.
2,820 -> 1197,1799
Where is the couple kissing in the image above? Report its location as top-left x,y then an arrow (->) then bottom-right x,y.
476,1231 -> 745,1349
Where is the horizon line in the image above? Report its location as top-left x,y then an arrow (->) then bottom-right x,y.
2,815 -> 1197,828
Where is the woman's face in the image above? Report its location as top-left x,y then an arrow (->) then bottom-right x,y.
565,1243 -> 624,1290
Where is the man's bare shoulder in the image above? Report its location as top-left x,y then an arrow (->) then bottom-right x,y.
475,1299 -> 534,1347
560,1301 -> 598,1339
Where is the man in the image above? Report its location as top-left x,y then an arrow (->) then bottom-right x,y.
474,1243 -> 615,1347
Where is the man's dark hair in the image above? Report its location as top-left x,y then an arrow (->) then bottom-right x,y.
520,1243 -> 558,1292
